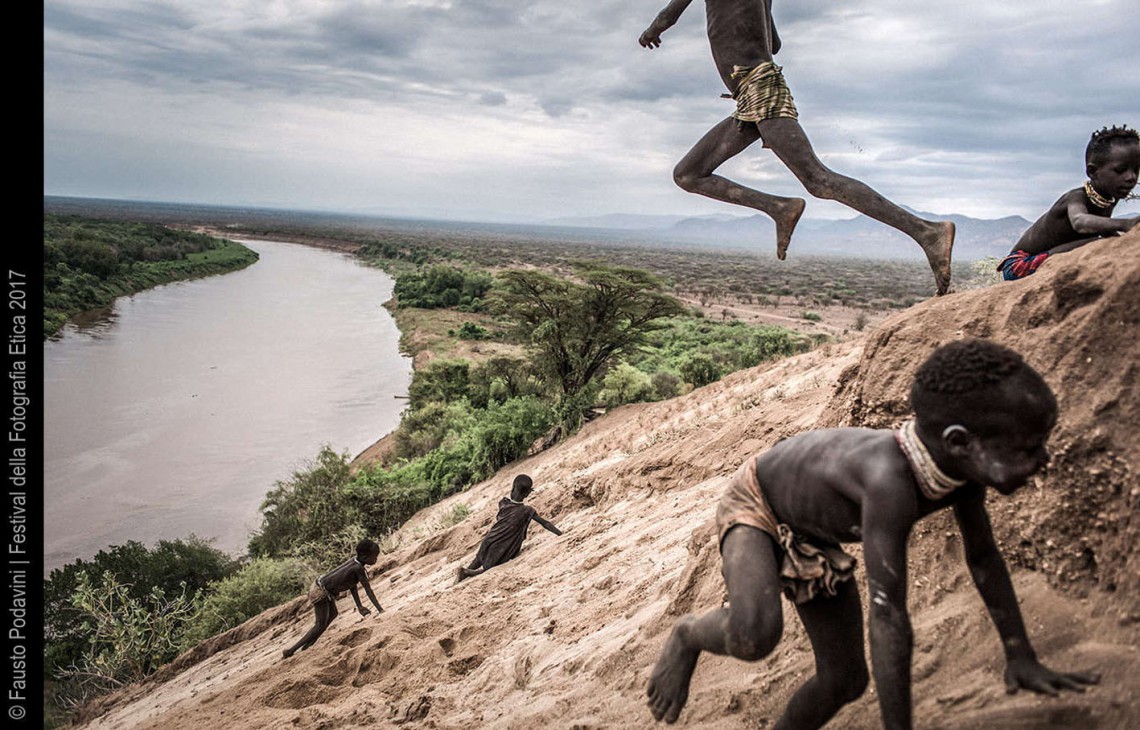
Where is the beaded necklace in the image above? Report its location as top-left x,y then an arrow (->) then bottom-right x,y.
894,419 -> 966,500
1084,180 -> 1116,209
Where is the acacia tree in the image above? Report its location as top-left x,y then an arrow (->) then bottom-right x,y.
492,263 -> 684,404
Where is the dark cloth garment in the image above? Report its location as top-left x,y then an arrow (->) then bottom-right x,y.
474,498 -> 537,569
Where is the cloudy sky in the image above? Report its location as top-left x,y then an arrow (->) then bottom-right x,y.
44,0 -> 1139,223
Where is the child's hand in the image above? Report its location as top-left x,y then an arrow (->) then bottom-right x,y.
639,26 -> 664,49
1004,657 -> 1099,696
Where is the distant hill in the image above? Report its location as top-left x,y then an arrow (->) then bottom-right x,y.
45,196 -> 1028,262
544,210 -> 1032,261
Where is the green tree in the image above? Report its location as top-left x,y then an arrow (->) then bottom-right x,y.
492,263 -> 684,400
248,447 -> 356,559
44,537 -> 237,677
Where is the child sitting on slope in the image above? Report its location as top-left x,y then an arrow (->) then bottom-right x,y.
457,474 -> 563,582
999,125 -> 1139,280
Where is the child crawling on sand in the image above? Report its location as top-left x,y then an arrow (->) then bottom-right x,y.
999,125 -> 1139,280
457,474 -> 563,582
282,539 -> 384,658
647,339 -> 1098,728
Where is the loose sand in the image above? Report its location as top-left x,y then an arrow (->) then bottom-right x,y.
73,232 -> 1140,729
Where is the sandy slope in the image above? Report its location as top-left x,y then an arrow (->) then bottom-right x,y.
73,233 -> 1140,729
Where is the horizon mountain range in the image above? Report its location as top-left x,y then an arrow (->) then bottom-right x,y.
45,195 -> 1036,261
543,209 -> 1036,261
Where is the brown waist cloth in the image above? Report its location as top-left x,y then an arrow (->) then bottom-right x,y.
715,456 -> 856,604
306,578 -> 344,606
728,61 -> 798,124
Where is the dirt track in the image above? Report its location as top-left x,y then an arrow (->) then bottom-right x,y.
75,232 -> 1140,729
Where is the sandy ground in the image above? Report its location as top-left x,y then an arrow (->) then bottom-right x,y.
73,233 -> 1140,729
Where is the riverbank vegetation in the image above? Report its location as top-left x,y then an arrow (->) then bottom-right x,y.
245,255 -> 818,571
42,214 -> 259,338
42,220 -> 825,723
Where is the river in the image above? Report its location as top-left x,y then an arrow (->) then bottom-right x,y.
43,240 -> 412,573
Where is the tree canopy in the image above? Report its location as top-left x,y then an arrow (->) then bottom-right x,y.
492,263 -> 685,398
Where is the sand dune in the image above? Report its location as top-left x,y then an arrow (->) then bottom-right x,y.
73,231 -> 1140,729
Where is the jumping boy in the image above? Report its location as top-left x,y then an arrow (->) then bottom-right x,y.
638,0 -> 956,294
647,339 -> 1098,728
998,125 -> 1139,280
457,474 -> 563,582
282,539 -> 384,658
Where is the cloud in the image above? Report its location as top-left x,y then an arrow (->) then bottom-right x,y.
44,0 -> 1140,222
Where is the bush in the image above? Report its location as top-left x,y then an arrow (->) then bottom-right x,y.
408,358 -> 471,409
599,362 -> 654,407
651,371 -> 682,400
394,265 -> 493,310
56,572 -> 198,706
180,558 -> 308,648
248,447 -> 357,560
679,353 -> 721,388
254,396 -> 552,560
454,321 -> 490,340
44,537 -> 238,677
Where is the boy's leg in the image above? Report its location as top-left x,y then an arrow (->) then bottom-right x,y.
673,117 -> 807,260
773,579 -> 869,730
758,118 -> 955,294
299,601 -> 338,652
283,601 -> 335,658
648,525 -> 784,723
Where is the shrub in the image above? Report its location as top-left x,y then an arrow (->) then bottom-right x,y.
408,359 -> 471,409
454,322 -> 490,340
679,353 -> 721,388
394,265 -> 493,310
180,558 -> 308,648
599,362 -> 654,407
651,371 -> 682,400
56,572 -> 198,705
44,537 -> 238,677
248,447 -> 356,560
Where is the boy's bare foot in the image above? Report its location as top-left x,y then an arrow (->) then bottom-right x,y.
282,649 -> 294,659
917,220 -> 955,295
647,617 -> 700,723
774,198 -> 806,260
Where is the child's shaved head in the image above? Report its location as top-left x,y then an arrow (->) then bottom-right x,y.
910,339 -> 1056,435
356,538 -> 380,559
1086,125 -> 1139,166
511,474 -> 534,501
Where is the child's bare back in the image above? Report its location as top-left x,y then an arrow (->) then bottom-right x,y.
703,0 -> 779,85
647,340 -> 1098,728
999,125 -> 1139,281
753,428 -> 937,546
